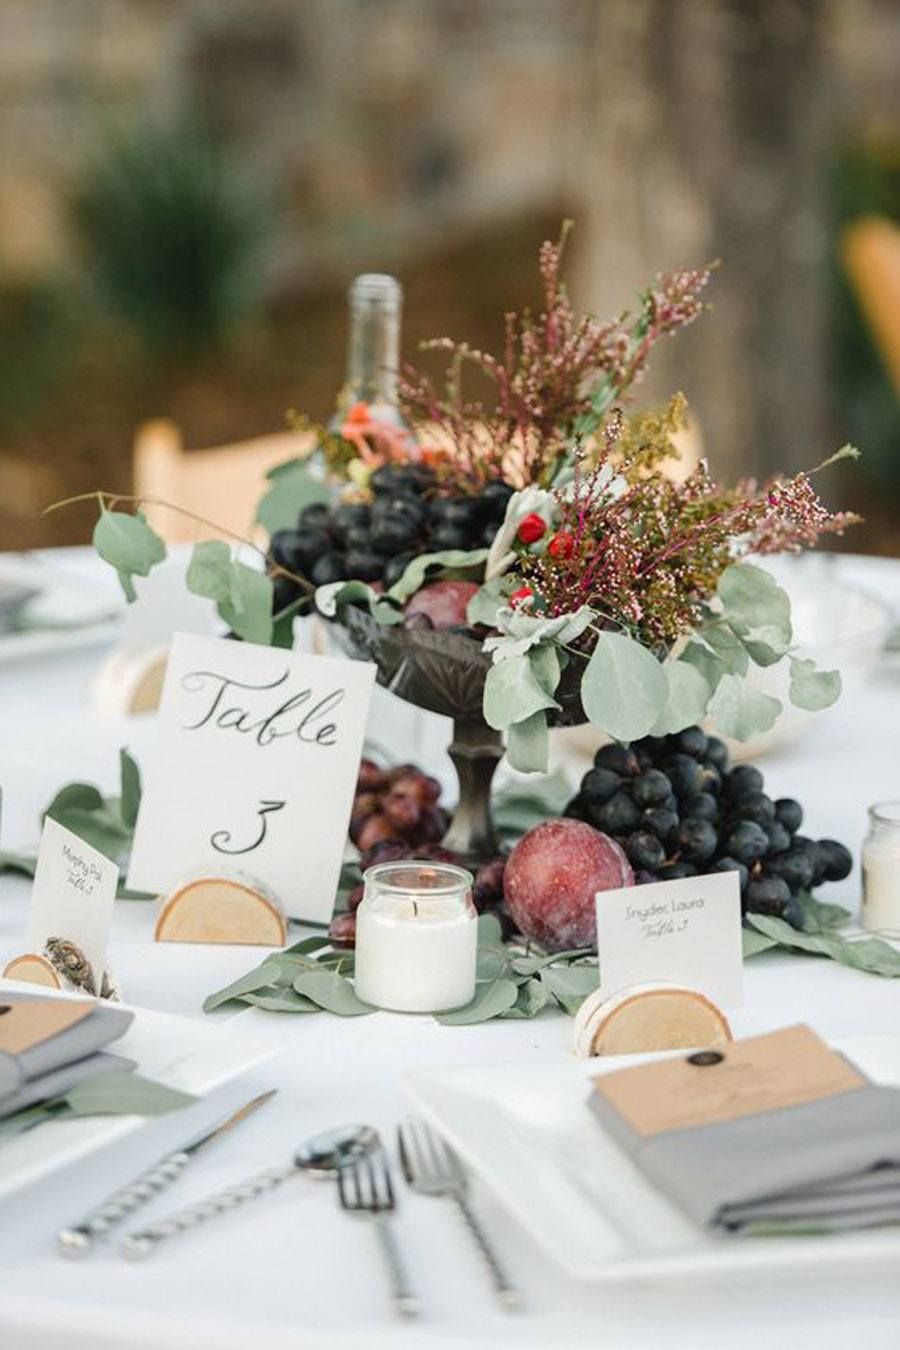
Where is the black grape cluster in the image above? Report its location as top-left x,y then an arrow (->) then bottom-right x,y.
564,726 -> 852,925
267,465 -> 514,608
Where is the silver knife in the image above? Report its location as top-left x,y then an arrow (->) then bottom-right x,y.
56,1088 -> 277,1257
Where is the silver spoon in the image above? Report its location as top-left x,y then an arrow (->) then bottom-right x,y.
121,1123 -> 379,1260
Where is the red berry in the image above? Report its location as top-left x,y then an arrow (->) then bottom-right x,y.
548,531 -> 575,560
509,586 -> 533,610
516,513 -> 547,545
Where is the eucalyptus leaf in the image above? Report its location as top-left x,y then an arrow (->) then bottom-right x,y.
707,673 -> 782,741
476,943 -> 512,982
44,782 -> 105,818
218,561 -> 273,645
119,748 -> 141,829
65,1072 -> 196,1117
477,912 -> 504,946
701,622 -> 749,675
791,891 -> 852,933
651,660 -> 711,736
500,978 -> 549,1019
256,459 -> 329,534
717,563 -> 792,649
483,654 -> 559,732
506,710 -> 550,774
186,539 -> 232,605
314,580 -> 403,625
292,968 -> 374,1015
387,549 -> 488,604
742,927 -> 779,958
0,849 -> 37,878
788,657 -> 842,712
44,805 -> 131,863
466,575 -> 516,627
581,631 -> 668,741
203,962 -> 284,1012
681,641 -> 729,695
483,606 -> 593,662
435,978 -> 519,1024
739,625 -> 792,668
286,935 -> 335,957
93,510 -> 166,603
529,642 -> 561,696
187,542 -> 274,645
242,990 -> 321,1013
538,964 -> 599,1015
747,914 -> 900,978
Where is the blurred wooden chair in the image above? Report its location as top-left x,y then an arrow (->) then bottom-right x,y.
133,419 -> 315,542
842,215 -> 900,396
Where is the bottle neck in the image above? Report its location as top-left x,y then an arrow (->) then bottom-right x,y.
344,275 -> 402,417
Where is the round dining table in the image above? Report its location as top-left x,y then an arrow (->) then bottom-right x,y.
1,548 -> 899,1350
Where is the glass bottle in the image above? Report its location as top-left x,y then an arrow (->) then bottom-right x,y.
335,273 -> 410,431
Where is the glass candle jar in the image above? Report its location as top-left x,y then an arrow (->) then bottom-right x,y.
354,861 -> 477,1013
862,801 -> 900,938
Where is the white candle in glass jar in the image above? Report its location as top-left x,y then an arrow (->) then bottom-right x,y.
862,801 -> 900,938
354,862 -> 477,1013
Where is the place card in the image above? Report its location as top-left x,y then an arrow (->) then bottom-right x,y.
127,632 -> 375,922
595,870 -> 743,1008
26,817 -> 119,994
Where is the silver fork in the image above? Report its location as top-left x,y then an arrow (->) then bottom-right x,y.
337,1150 -> 419,1318
398,1118 -> 521,1309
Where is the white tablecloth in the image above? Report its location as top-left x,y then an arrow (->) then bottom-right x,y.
1,550 -> 900,1350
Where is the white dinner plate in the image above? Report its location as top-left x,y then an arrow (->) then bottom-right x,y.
0,554 -> 121,665
407,1035 -> 900,1284
0,981 -> 276,1200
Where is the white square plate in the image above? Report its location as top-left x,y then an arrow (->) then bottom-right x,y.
0,981 -> 276,1200
407,1035 -> 900,1284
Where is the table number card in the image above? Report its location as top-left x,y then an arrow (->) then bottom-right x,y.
596,870 -> 743,1008
27,817 -> 119,990
127,632 -> 375,922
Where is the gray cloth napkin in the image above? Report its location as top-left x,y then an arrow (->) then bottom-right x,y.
0,993 -> 134,1120
590,1077 -> 900,1234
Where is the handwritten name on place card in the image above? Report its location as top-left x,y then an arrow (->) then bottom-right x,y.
28,817 -> 119,986
127,632 -> 375,922
596,869 -> 743,1008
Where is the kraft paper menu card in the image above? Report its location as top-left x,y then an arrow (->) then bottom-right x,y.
591,1025 -> 866,1136
595,868 -> 743,1007
128,633 -> 376,922
589,1025 -> 900,1234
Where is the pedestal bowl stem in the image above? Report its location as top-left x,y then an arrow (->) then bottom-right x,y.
441,716 -> 504,865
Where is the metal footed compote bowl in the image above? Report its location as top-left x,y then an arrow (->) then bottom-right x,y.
329,607 -> 587,866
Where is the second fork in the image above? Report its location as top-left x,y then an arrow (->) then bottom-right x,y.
337,1150 -> 420,1318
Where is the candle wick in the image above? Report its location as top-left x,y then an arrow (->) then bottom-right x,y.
412,899 -> 419,918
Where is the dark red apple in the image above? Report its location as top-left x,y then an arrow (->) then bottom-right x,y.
405,580 -> 479,629
503,818 -> 633,952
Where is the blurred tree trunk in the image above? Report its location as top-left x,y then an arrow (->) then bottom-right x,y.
572,0 -> 832,479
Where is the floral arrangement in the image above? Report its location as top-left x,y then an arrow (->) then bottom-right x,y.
53,225 -> 859,775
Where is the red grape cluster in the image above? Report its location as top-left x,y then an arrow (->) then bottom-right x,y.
329,759 -> 509,947
350,760 -> 449,854
564,727 -> 852,926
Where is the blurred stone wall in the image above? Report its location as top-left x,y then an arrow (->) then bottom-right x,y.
0,0 -> 585,285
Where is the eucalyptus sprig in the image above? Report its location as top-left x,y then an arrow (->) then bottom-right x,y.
44,490 -> 313,645
203,915 -> 602,1024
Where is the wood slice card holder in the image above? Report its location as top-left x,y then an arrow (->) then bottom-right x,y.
155,874 -> 287,947
573,983 -> 733,1058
